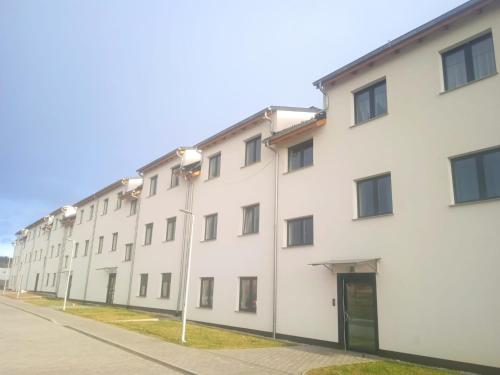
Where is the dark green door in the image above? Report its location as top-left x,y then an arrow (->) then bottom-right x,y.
338,274 -> 378,353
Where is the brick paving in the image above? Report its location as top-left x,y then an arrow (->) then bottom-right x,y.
0,295 -> 372,374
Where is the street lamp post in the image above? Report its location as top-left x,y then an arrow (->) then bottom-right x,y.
63,238 -> 75,311
179,208 -> 195,343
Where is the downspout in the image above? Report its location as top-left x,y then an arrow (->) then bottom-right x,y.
126,194 -> 142,306
83,197 -> 100,301
176,178 -> 194,315
264,109 -> 279,339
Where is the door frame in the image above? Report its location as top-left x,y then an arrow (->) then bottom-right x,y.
337,272 -> 379,353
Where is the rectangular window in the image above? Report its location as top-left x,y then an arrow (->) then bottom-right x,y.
288,139 -> 313,171
451,147 -> 500,203
111,232 -> 118,252
171,166 -> 180,188
98,236 -> 104,254
204,214 -> 218,241
287,216 -> 314,246
245,136 -> 261,166
116,192 -> 123,209
149,175 -> 158,196
208,153 -> 221,179
144,223 -> 153,245
88,205 -> 94,221
443,33 -> 496,91
125,243 -> 133,261
199,277 -> 214,308
165,217 -> 176,241
57,244 -> 61,257
50,245 -> 54,258
73,242 -> 79,258
130,199 -> 137,216
239,277 -> 257,313
242,204 -> 259,235
354,79 -> 387,124
139,274 -> 148,297
160,273 -> 171,299
64,255 -> 69,268
357,174 -> 393,218
52,273 -> 56,287
102,198 -> 109,215
46,274 -> 49,286
84,240 -> 89,256
79,209 -> 84,224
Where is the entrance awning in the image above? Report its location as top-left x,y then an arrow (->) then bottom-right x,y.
95,267 -> 118,273
309,258 -> 380,273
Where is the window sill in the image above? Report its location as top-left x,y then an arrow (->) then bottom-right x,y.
162,240 -> 175,243
200,239 -> 217,243
123,260 -> 131,263
283,164 -> 314,175
449,196 -> 500,207
204,176 -> 220,182
350,112 -> 388,128
282,244 -> 314,249
238,232 -> 259,237
234,310 -> 257,314
352,212 -> 394,221
167,185 -> 179,191
197,306 -> 213,309
157,297 -> 170,300
241,160 -> 261,169
136,296 -> 147,298
439,72 -> 497,95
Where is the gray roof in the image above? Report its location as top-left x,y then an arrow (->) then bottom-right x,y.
313,0 -> 491,87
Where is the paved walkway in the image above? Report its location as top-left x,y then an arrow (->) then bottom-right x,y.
0,295 -> 373,374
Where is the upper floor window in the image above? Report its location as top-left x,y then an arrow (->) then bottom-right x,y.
149,175 -> 158,196
245,136 -> 261,166
208,153 -> 221,179
116,192 -> 123,209
102,198 -> 109,215
124,243 -> 133,261
73,243 -> 79,258
165,217 -> 176,241
171,165 -> 180,188
111,232 -> 118,252
287,216 -> 313,246
288,139 -> 313,171
97,236 -> 104,254
160,273 -> 171,299
443,33 -> 496,91
357,173 -> 393,218
79,209 -> 84,224
84,240 -> 89,256
130,199 -> 138,216
451,147 -> 500,203
242,204 -> 259,235
204,214 -> 218,241
88,205 -> 94,221
144,223 -> 153,245
354,80 -> 387,124
199,277 -> 214,308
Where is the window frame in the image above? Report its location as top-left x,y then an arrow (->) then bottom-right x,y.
286,216 -> 314,247
242,204 -> 260,235
165,217 -> 176,242
139,273 -> 148,297
144,223 -> 153,246
451,147 -> 500,204
239,277 -> 257,313
354,79 -> 388,124
356,173 -> 393,218
204,214 -> 218,241
288,139 -> 313,172
442,32 -> 496,91
97,236 -> 104,254
208,153 -> 221,179
102,198 -> 109,215
245,135 -> 262,166
124,243 -> 133,261
170,165 -> 180,188
160,273 -> 171,299
116,192 -> 123,209
149,175 -> 158,196
129,199 -> 138,216
111,232 -> 118,252
84,240 -> 89,256
199,277 -> 214,308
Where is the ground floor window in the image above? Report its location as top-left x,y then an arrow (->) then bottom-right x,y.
199,277 -> 214,308
239,277 -> 257,313
160,273 -> 171,299
139,274 -> 148,297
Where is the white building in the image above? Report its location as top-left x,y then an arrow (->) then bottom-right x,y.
9,1 -> 500,373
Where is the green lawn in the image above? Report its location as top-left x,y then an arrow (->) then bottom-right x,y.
307,361 -> 457,375
20,294 -> 288,349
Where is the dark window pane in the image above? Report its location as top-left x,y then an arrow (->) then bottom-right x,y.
303,142 -> 313,167
245,137 -> 261,165
304,217 -> 314,245
483,150 -> 500,199
471,35 -> 496,80
289,148 -> 302,170
358,179 -> 376,217
377,175 -> 393,214
373,83 -> 387,117
355,90 -> 371,123
453,157 -> 480,202
444,48 -> 467,90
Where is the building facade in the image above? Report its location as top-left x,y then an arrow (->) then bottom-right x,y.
8,1 -> 500,372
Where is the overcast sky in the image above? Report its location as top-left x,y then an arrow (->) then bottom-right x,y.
0,0 -> 465,256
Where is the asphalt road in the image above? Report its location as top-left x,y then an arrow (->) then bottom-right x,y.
0,302 -> 181,374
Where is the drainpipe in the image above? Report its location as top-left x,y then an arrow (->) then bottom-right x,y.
83,197 -> 100,301
126,194 -> 142,306
264,109 -> 279,339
